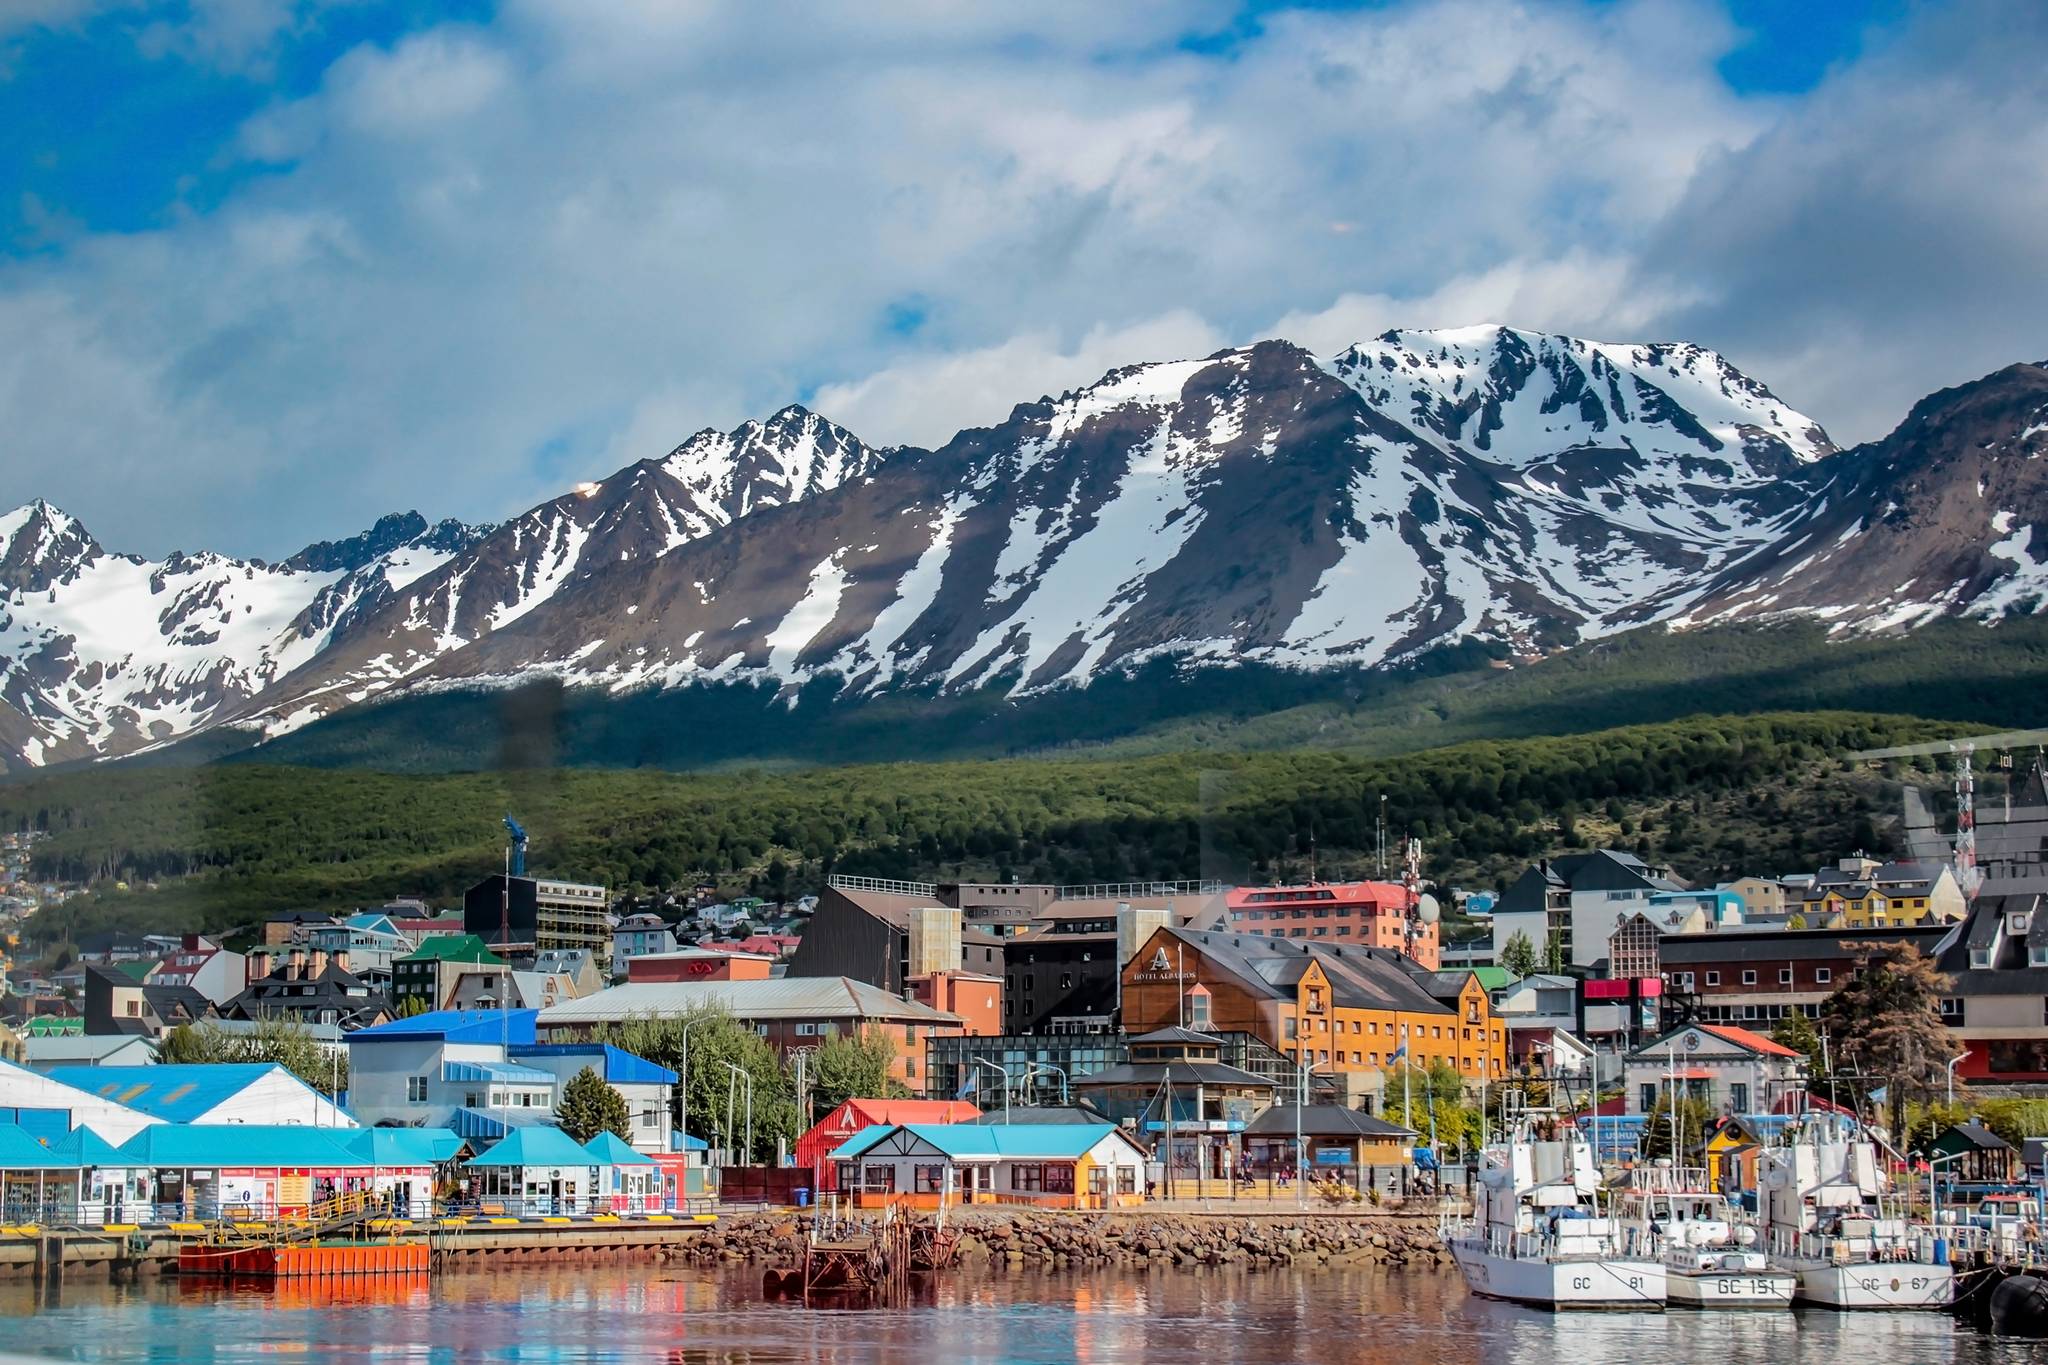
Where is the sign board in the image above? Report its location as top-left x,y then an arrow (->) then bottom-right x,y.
1315,1149 -> 1350,1167
1142,1120 -> 1244,1133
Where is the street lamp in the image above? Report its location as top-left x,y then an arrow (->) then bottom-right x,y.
970,1058 -> 1012,1123
675,1019 -> 695,1164
1946,1051 -> 1967,1108
722,1062 -> 753,1165
1025,1061 -> 1070,1107
1296,1054 -> 1318,1211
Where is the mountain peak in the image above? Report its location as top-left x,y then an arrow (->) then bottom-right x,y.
0,498 -> 101,594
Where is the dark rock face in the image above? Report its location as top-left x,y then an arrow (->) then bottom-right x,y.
3,335 -> 2045,771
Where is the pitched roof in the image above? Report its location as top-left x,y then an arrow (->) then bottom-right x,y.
399,935 -> 504,965
582,1132 -> 655,1165
1242,1105 -> 1416,1139
116,1124 -> 368,1169
341,1128 -> 466,1166
348,1009 -> 538,1044
536,977 -> 961,1027
40,1063 -> 315,1122
1700,1024 -> 1803,1058
1128,1026 -> 1222,1046
1163,928 -> 1453,1017
969,1103 -> 1112,1125
465,1125 -> 596,1168
0,1122 -> 76,1169
832,1100 -> 981,1128
47,1125 -> 125,1167
1941,1120 -> 2015,1153
508,1044 -> 677,1086
443,1060 -> 556,1085
829,1122 -> 1132,1163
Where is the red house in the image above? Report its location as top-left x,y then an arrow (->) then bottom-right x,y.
795,1099 -> 982,1190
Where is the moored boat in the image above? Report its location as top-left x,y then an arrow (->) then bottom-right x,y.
1443,1106 -> 1665,1310
1756,1116 -> 1953,1310
1612,1162 -> 1794,1309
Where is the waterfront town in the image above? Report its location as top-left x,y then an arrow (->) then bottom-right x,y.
0,764 -> 2037,1321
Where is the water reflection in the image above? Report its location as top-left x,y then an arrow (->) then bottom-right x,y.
0,1262 -> 2023,1363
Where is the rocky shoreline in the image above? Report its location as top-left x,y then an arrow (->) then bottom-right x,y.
685,1209 -> 1455,1272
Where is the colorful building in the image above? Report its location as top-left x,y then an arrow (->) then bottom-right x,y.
828,1122 -> 1148,1209
1226,881 -> 1441,968
1118,927 -> 1508,1099
795,1098 -> 982,1190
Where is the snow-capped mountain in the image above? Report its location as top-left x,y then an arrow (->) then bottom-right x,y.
0,506 -> 487,767
4,327 -> 2043,771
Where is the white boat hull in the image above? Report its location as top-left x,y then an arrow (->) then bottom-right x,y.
1665,1268 -> 1797,1309
1449,1238 -> 1666,1309
1783,1261 -> 1953,1309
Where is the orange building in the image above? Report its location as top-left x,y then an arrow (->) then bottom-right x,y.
626,949 -> 774,982
910,971 -> 1002,1036
1226,881 -> 1441,969
1120,926 -> 1505,1089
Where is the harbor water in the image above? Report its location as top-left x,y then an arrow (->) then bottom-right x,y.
0,1263 -> 2033,1364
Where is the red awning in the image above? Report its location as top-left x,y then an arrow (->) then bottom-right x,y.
1665,1069 -> 1715,1080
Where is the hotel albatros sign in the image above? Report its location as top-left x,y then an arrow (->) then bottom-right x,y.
1130,947 -> 1195,984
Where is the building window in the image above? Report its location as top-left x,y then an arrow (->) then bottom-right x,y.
1013,1163 -> 1045,1193
1940,997 -> 1964,1021
1189,993 -> 1211,1031
1705,971 -> 1720,986
1730,1083 -> 1749,1113
1641,1084 -> 1657,1112
1043,1163 -> 1075,1194
861,1165 -> 896,1193
796,1023 -> 816,1036
407,1075 -> 429,1102
1741,970 -> 1758,986
1815,968 -> 1832,984
914,1164 -> 948,1193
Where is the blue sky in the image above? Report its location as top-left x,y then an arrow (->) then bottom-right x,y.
0,0 -> 2037,557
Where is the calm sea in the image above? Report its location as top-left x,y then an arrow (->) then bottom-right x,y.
0,1263 -> 2032,1363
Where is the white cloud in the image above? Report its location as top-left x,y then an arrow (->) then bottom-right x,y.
812,311 -> 1229,450
0,0 -> 2037,555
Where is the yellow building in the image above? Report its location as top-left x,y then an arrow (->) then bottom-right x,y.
1801,860 -> 1965,928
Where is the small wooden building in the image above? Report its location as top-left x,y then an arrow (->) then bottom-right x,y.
830,1122 -> 1147,1210
1931,1121 -> 2019,1184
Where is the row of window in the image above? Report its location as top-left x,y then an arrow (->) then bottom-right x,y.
1285,1017 -> 1483,1040
1284,1047 -> 1501,1073
1671,966 -> 1833,989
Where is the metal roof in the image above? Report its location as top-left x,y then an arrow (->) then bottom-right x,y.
340,1128 -> 466,1166
40,1064 -> 312,1122
465,1126 -> 597,1168
508,1044 -> 678,1086
582,1132 -> 655,1166
116,1125 -> 370,1169
349,1010 -> 539,1044
442,1060 -> 556,1085
0,1123 -> 77,1169
829,1122 -> 1131,1163
1242,1105 -> 1416,1139
536,977 -> 961,1027
47,1125 -> 125,1167
450,1106 -> 552,1140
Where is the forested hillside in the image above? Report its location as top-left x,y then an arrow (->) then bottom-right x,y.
1,712 -> 1953,945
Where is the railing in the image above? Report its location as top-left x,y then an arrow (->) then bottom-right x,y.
827,875 -> 939,898
1455,1222 -> 1623,1263
1764,1224 -> 1950,1265
1054,880 -> 1225,900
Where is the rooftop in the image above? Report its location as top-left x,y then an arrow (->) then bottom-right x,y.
41,1063 -> 321,1122
349,1009 -> 539,1045
536,977 -> 961,1027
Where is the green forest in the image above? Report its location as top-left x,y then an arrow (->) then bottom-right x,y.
109,616 -> 2048,773
1,710 -> 1959,946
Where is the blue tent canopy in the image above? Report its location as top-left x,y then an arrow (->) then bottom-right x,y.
0,1122 -> 77,1170
47,1125 -> 126,1167
342,1128 -> 466,1166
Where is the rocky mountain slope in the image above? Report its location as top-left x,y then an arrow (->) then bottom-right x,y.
3,327 -> 2043,771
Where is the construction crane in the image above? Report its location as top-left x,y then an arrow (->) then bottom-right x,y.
503,816 -> 528,878
1850,728 -> 2048,899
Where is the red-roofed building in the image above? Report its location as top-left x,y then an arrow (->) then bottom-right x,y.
795,1099 -> 983,1190
1623,1021 -> 1810,1118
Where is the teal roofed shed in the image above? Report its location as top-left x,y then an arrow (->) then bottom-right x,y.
341,1128 -> 466,1166
465,1126 -> 594,1168
0,1122 -> 76,1169
115,1125 -> 371,1169
47,1126 -> 127,1167
582,1132 -> 654,1166
828,1123 -> 1124,1163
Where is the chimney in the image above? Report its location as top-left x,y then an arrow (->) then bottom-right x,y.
287,947 -> 306,980
309,948 -> 329,980
332,950 -> 349,975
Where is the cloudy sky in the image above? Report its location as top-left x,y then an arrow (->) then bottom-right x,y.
1,0 -> 2041,558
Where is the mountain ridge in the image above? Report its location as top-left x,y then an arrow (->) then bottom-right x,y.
4,325 -> 2044,773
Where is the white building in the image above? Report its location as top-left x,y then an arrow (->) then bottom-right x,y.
1621,1022 -> 1808,1117
38,1062 -> 353,1128
1490,850 -> 1687,970
0,1059 -> 161,1142
828,1122 -> 1148,1208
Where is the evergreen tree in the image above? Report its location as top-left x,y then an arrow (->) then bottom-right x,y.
1771,1007 -> 1827,1081
1543,931 -> 1567,975
1500,930 -> 1538,979
594,1006 -> 800,1162
1821,943 -> 1959,1140
1641,1094 -> 1714,1161
555,1066 -> 632,1143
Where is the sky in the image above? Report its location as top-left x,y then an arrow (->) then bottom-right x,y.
0,0 -> 2040,559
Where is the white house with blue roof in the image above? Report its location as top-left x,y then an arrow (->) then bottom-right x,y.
828,1122 -> 1147,1210
346,1010 -> 676,1152
39,1063 -> 354,1128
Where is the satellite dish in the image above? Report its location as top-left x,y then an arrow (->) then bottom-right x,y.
1417,894 -> 1441,924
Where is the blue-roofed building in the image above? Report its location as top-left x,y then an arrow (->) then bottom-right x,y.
39,1063 -> 354,1128
463,1126 -> 602,1215
507,1044 -> 678,1153
825,1122 -> 1147,1209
